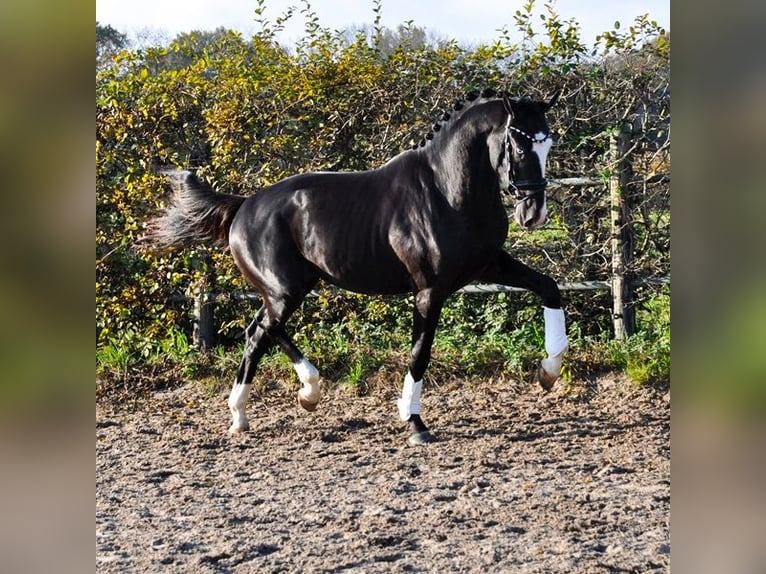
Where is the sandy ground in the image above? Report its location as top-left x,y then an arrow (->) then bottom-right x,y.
97,372 -> 669,573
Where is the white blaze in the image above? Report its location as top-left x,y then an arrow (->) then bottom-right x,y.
530,133 -> 554,228
532,133 -> 553,177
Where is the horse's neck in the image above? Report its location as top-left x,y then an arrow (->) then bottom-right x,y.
426,109 -> 504,212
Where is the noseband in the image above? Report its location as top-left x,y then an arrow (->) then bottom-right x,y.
503,115 -> 549,205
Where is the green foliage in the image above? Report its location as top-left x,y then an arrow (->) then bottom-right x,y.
97,327 -> 194,377
605,289 -> 670,384
96,2 -> 670,395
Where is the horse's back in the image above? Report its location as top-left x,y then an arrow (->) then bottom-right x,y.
230,169 -> 418,295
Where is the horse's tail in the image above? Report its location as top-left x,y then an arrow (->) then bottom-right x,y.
144,170 -> 246,251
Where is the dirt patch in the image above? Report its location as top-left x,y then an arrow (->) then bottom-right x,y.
97,373 -> 669,573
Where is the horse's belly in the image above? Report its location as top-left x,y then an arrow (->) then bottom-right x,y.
317,255 -> 412,295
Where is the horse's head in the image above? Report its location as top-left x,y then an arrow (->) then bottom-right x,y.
501,91 -> 560,229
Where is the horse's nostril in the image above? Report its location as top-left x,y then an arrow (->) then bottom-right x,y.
524,216 -> 537,228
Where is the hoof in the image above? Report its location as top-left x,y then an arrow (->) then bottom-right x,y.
298,392 -> 319,412
228,422 -> 249,434
408,431 -> 435,446
535,364 -> 558,391
406,414 -> 431,445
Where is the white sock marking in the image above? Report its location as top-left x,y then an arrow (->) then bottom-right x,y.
543,306 -> 569,357
228,383 -> 252,432
542,306 -> 568,378
397,372 -> 423,421
294,357 -> 320,404
294,357 -> 319,385
541,354 -> 564,379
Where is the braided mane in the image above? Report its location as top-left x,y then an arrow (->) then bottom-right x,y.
410,87 -> 501,150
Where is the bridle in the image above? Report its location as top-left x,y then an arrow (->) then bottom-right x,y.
503,114 -> 550,205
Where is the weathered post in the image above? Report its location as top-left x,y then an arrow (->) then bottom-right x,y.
192,252 -> 216,350
609,125 -> 636,339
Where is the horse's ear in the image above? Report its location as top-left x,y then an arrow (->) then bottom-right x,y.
543,89 -> 561,111
502,93 -> 514,118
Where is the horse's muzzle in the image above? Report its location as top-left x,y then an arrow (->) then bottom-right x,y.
519,214 -> 548,229
508,179 -> 548,229
524,213 -> 549,229
514,200 -> 548,229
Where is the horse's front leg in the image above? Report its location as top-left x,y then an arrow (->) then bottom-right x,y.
398,287 -> 444,445
477,250 -> 568,390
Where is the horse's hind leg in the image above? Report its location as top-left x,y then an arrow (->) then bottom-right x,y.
261,292 -> 322,411
266,321 -> 321,412
228,308 -> 273,433
227,290 -> 322,432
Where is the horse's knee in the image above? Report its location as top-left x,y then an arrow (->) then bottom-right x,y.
540,276 -> 562,308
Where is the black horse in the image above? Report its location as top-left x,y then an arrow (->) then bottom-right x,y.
147,88 -> 568,445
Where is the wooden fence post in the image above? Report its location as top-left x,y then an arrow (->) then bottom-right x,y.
192,252 -> 216,350
609,125 -> 636,340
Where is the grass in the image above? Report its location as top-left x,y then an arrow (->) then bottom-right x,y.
96,290 -> 670,402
